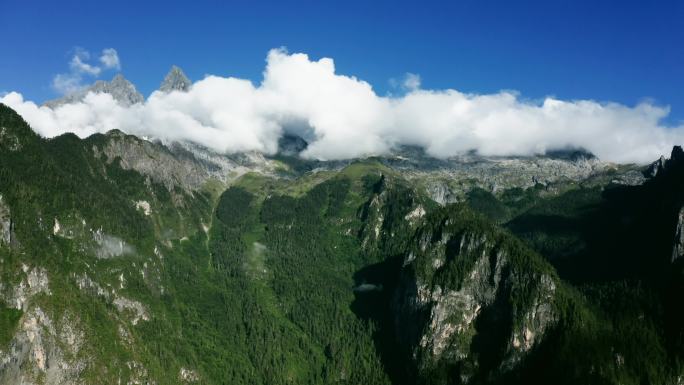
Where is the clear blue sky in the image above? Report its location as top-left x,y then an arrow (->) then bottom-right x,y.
1,0 -> 682,122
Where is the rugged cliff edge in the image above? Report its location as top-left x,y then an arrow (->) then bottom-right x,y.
392,207 -> 558,384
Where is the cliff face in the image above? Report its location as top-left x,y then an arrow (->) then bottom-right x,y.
0,195 -> 12,246
393,207 -> 558,384
88,130 -> 280,193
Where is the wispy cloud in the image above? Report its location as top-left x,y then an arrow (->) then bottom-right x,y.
51,47 -> 121,94
99,48 -> 121,70
402,73 -> 421,91
4,48 -> 683,163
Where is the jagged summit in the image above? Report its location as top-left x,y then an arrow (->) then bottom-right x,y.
43,74 -> 144,109
646,145 -> 684,178
159,65 -> 191,93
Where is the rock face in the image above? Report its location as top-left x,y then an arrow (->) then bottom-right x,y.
159,65 -> 191,93
673,206 -> 684,263
43,74 -> 144,108
92,130 -> 211,191
646,156 -> 666,178
382,147 -> 644,205
393,209 -> 558,383
0,195 -> 11,246
91,130 -> 278,191
0,264 -> 86,385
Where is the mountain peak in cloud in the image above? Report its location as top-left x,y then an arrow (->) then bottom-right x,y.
5,48 -> 684,164
44,74 -> 144,108
159,65 -> 191,93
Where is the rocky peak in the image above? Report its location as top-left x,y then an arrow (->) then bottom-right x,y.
90,74 -> 144,106
159,65 -> 192,93
644,145 -> 684,180
43,74 -> 144,109
646,155 -> 666,178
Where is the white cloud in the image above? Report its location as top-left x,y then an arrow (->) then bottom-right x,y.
5,48 -> 684,163
51,47 -> 121,95
70,52 -> 101,76
52,73 -> 83,95
402,73 -> 421,91
99,48 -> 121,70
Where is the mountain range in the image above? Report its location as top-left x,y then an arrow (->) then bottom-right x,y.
0,72 -> 682,384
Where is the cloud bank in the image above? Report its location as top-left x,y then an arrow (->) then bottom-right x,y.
3,48 -> 683,163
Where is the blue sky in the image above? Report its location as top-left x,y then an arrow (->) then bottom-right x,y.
1,0 -> 682,122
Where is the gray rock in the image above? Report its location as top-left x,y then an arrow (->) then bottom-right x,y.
91,131 -> 279,192
646,156 -> 666,178
379,148 -> 647,204
0,195 -> 13,246
44,74 -> 144,108
159,65 -> 192,93
673,206 -> 684,263
393,221 -> 558,382
92,130 -> 211,191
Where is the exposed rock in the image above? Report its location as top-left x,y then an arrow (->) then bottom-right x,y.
125,360 -> 150,385
92,131 -> 277,192
75,273 -> 149,325
383,148 -> 641,203
646,155 -> 666,178
0,195 -> 11,246
52,218 -> 61,236
0,126 -> 22,152
179,367 -> 200,383
93,131 -> 210,191
112,297 -> 149,325
393,214 -> 558,382
44,74 -> 144,108
673,206 -> 684,263
425,181 -> 457,205
6,265 -> 51,311
159,65 -> 191,93
134,200 -> 152,216
610,169 -> 647,186
405,205 -> 426,222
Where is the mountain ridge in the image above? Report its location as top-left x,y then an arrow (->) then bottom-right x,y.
0,103 -> 681,384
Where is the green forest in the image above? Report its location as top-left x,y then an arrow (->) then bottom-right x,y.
0,103 -> 682,384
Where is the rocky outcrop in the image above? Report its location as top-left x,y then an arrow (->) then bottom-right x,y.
673,206 -> 684,263
93,130 -> 211,191
393,209 -> 558,383
159,65 -> 192,93
0,195 -> 11,246
0,264 -> 86,385
0,307 -> 86,385
383,148 -> 645,204
646,155 -> 666,178
44,74 -> 144,108
92,130 -> 278,191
